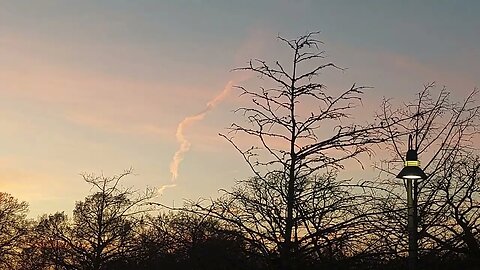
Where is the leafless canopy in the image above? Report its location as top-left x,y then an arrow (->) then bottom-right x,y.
191,32 -> 395,270
372,84 -> 480,261
35,169 -> 156,270
223,31 -> 388,181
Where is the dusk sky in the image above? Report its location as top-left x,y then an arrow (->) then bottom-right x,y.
1,0 -> 479,217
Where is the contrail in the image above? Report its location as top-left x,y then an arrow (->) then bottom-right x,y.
158,30 -> 264,195
167,80 -> 234,186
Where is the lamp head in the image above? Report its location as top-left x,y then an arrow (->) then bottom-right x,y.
396,148 -> 427,180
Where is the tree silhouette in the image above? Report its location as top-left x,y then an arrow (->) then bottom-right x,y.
191,31 -> 392,270
105,211 -> 259,270
0,192 -> 29,269
372,84 -> 480,267
35,169 -> 155,270
433,153 -> 480,260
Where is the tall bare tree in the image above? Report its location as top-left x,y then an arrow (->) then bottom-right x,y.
191,32 -> 391,270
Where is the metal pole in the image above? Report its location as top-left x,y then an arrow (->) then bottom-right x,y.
407,178 -> 417,270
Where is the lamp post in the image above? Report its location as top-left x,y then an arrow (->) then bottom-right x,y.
396,136 -> 427,270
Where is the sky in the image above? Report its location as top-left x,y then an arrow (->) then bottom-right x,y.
0,0 -> 479,217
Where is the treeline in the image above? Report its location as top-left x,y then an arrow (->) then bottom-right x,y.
0,173 -> 260,270
1,153 -> 479,270
1,32 -> 479,270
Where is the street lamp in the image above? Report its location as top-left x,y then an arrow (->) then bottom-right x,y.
396,136 -> 426,270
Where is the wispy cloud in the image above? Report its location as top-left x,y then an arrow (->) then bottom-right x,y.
160,28 -> 269,193
168,81 -> 234,182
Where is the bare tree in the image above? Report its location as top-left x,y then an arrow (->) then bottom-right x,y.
428,152 -> 480,260
373,84 -> 480,264
190,32 -> 390,270
0,192 -> 29,268
35,212 -> 77,269
36,169 -> 155,270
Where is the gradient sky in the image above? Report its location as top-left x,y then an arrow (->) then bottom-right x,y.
1,0 -> 479,217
